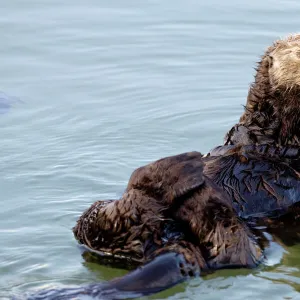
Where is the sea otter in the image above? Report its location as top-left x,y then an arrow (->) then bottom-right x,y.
22,34 -> 300,300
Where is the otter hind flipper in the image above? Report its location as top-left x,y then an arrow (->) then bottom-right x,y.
128,151 -> 205,204
104,251 -> 200,297
21,252 -> 199,300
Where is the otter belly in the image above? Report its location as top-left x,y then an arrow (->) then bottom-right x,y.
203,144 -> 300,219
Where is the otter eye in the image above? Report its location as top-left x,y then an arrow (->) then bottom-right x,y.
267,55 -> 273,68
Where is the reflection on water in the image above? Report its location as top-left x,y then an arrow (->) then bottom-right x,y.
1,0 -> 300,299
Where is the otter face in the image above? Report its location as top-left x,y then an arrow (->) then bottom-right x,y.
267,34 -> 300,90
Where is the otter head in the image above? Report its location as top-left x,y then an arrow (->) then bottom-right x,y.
267,34 -> 300,91
234,34 -> 300,146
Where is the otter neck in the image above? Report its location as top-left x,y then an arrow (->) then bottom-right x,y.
273,90 -> 300,146
239,58 -> 300,146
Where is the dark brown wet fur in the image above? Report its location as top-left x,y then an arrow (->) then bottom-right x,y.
73,144 -> 299,276
73,152 -> 208,266
73,151 -> 268,274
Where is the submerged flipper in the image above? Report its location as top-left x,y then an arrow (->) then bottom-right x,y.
20,252 -> 198,300
106,252 -> 199,296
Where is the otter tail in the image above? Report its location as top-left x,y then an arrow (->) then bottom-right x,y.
19,252 -> 198,300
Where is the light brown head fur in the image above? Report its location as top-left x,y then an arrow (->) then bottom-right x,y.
267,34 -> 300,90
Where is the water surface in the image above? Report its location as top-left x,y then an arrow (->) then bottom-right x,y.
1,0 -> 300,299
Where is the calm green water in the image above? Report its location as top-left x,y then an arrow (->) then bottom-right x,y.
1,0 -> 300,299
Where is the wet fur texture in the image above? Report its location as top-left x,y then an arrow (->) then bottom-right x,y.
73,143 -> 299,275
73,151 -> 264,273
74,152 -> 207,266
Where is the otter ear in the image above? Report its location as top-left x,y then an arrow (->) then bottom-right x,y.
128,151 -> 205,203
267,54 -> 273,68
